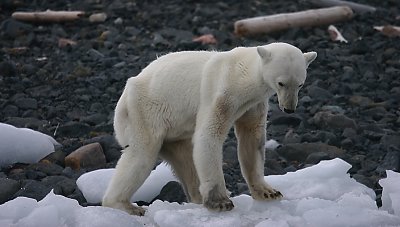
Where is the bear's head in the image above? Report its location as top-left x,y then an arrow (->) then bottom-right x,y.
257,43 -> 317,113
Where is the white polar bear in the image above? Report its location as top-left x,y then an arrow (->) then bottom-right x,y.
102,42 -> 317,215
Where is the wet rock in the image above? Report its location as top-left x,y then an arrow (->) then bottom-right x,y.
155,181 -> 186,203
26,162 -> 64,176
349,95 -> 374,107
41,176 -> 77,196
1,18 -> 32,38
0,61 -> 17,77
0,178 -> 20,203
80,113 -> 108,126
376,147 -> 400,175
270,113 -> 303,127
236,182 -> 249,194
14,97 -> 38,110
223,144 -> 238,165
2,105 -> 18,117
380,135 -> 400,150
321,105 -> 345,114
65,142 -> 106,170
352,174 -> 375,189
305,152 -> 331,164
40,150 -> 66,167
13,180 -> 52,201
57,122 -> 91,137
307,85 -> 333,100
84,135 -> 121,162
264,159 -> 285,175
283,129 -> 301,144
276,142 -> 344,163
309,111 -> 357,130
342,128 -> 357,139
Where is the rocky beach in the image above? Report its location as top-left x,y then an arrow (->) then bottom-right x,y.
0,0 -> 399,209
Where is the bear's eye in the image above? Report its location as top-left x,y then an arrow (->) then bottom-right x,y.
298,84 -> 303,88
278,82 -> 284,87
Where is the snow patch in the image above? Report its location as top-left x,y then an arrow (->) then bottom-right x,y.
0,123 -> 59,167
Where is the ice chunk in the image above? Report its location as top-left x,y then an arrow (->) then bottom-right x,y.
71,206 -> 142,227
0,197 -> 38,222
1,158 -> 399,227
0,123 -> 59,167
265,158 -> 375,200
77,162 -> 176,203
380,170 -> 400,216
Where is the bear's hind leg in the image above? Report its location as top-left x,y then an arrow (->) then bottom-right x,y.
102,140 -> 162,215
160,139 -> 202,204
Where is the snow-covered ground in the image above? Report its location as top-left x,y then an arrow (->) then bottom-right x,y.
1,158 -> 399,227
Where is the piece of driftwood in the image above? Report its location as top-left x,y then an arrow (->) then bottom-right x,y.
374,25 -> 400,38
309,0 -> 376,14
328,25 -> 348,43
12,10 -> 85,23
234,6 -> 353,37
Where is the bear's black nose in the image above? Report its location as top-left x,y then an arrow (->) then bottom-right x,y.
284,108 -> 294,114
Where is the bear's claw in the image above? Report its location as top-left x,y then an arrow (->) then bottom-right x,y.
204,197 -> 234,211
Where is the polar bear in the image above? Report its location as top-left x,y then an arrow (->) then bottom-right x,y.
102,42 -> 317,215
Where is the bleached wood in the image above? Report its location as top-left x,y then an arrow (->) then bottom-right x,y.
234,6 -> 353,37
12,10 -> 85,22
309,0 -> 376,14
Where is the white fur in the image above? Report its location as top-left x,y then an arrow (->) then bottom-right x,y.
102,43 -> 317,215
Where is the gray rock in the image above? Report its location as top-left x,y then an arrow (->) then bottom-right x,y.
0,178 -> 21,203
264,159 -> 285,175
352,174 -> 374,189
40,150 -> 66,167
376,147 -> 400,175
1,19 -> 32,38
307,86 -> 333,100
87,49 -> 104,59
321,105 -> 345,114
14,97 -> 38,109
223,145 -> 238,165
305,152 -> 330,164
342,128 -> 357,139
155,181 -> 186,203
41,176 -> 77,196
276,142 -> 344,163
80,113 -> 108,126
26,162 -> 64,176
84,135 -> 121,162
58,122 -> 91,137
13,180 -> 52,201
270,114 -> 303,127
310,111 -> 357,130
380,135 -> 400,150
0,61 -> 17,77
2,105 -> 18,117
4,117 -> 47,129
283,129 -> 301,144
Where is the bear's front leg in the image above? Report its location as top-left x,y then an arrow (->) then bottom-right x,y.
234,102 -> 283,201
193,100 -> 235,211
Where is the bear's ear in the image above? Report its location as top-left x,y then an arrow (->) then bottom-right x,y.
304,52 -> 317,67
257,47 -> 272,63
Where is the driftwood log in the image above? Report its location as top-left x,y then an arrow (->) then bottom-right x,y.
12,10 -> 85,23
309,0 -> 376,14
234,6 -> 353,37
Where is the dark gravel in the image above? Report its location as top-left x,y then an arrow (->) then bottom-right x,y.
1,0 -> 399,207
